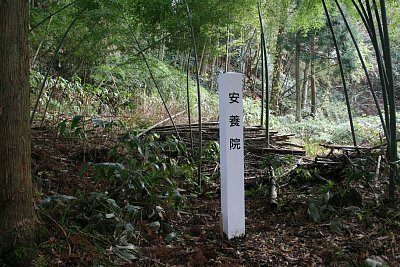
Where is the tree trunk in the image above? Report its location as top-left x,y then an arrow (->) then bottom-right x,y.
200,42 -> 209,75
158,35 -> 165,61
301,58 -> 310,110
225,25 -> 230,72
270,26 -> 284,114
295,32 -> 301,122
210,54 -> 217,90
0,0 -> 37,262
215,39 -> 220,75
174,48 -> 180,68
253,44 -> 261,98
310,36 -> 317,116
183,51 -> 189,72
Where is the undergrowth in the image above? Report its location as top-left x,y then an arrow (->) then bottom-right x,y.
34,124 -> 200,265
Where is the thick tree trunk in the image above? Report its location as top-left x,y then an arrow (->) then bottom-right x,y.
0,0 -> 37,261
310,36 -> 317,116
270,26 -> 284,114
295,32 -> 301,122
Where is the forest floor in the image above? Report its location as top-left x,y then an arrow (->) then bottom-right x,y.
29,126 -> 400,267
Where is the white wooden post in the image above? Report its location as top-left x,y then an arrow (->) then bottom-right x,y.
218,72 -> 245,239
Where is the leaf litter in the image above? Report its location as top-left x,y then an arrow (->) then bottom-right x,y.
30,126 -> 400,266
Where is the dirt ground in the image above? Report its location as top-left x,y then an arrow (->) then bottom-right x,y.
29,127 -> 400,266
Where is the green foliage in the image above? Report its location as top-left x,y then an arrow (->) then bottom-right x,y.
243,97 -> 262,126
38,190 -> 141,263
308,190 -> 334,223
57,115 -> 85,138
269,101 -> 396,147
203,141 -> 220,162
39,194 -> 77,208
82,132 -> 192,205
319,179 -> 335,194
27,0 -> 400,265
341,156 -> 376,185
389,1 -> 400,49
260,154 -> 296,178
37,131 -> 195,264
155,0 -> 259,52
56,115 -> 122,139
289,0 -> 325,32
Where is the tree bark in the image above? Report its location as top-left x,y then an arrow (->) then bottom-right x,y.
251,44 -> 260,98
210,53 -> 217,90
295,32 -> 301,122
199,42 -> 209,75
0,0 -> 37,260
225,25 -> 230,72
310,36 -> 317,116
301,57 -> 310,110
158,33 -> 165,61
270,26 -> 284,114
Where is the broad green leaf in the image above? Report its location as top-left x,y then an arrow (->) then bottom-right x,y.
116,244 -> 136,250
165,232 -> 177,243
107,198 -> 120,209
39,194 -> 76,208
126,204 -> 141,214
79,162 -> 92,178
57,120 -> 67,135
112,247 -> 137,263
95,162 -> 125,170
71,115 -> 83,129
105,213 -> 116,219
125,223 -> 135,233
365,258 -> 384,267
329,219 -> 343,234
308,202 -> 320,223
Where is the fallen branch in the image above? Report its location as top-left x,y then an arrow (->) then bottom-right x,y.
320,143 -> 371,150
260,147 -> 306,155
311,171 -> 328,183
276,141 -> 305,149
39,209 -> 72,256
369,138 -> 400,150
138,110 -> 186,137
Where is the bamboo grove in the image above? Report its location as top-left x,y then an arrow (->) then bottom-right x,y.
28,0 -> 399,199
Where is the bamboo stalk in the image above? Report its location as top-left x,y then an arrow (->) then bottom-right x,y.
258,0 -> 270,146
353,0 -> 390,134
322,0 -> 357,148
335,0 -> 388,142
186,50 -> 194,155
225,25 -> 230,73
185,0 -> 203,186
30,0 -> 78,32
30,14 -> 80,125
137,110 -> 186,138
131,33 -> 181,141
379,0 -> 397,200
260,37 -> 265,126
